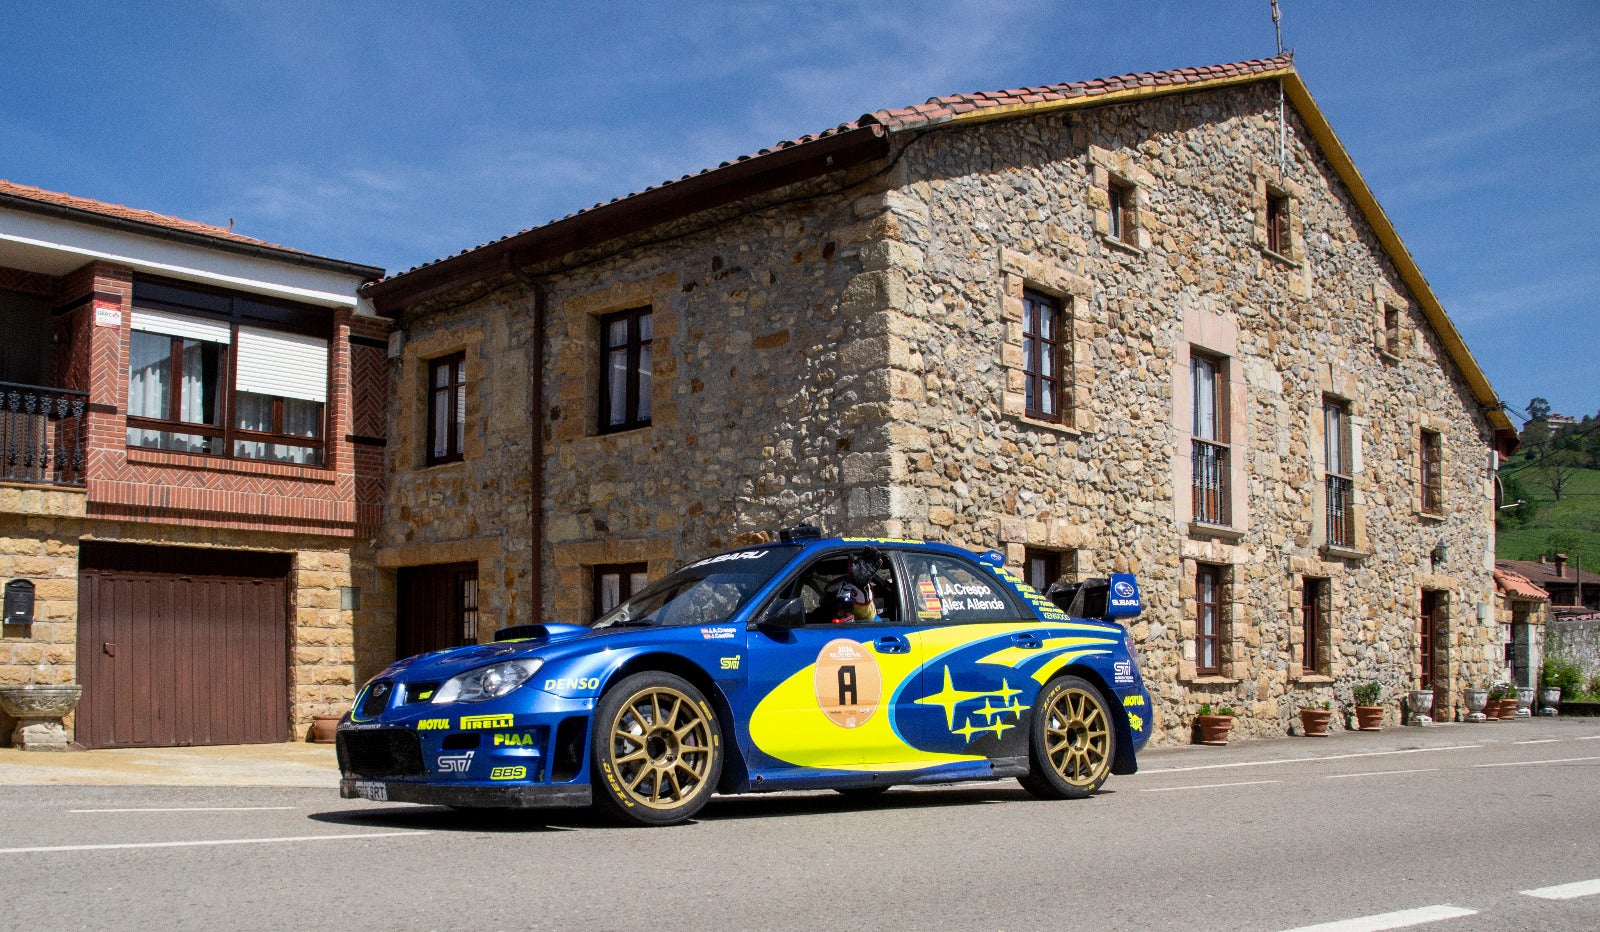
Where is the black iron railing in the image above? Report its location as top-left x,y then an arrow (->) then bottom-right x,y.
1326,473 -> 1355,548
1192,438 -> 1230,526
0,381 -> 88,487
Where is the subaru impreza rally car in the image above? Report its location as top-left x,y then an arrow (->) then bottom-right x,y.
338,528 -> 1152,826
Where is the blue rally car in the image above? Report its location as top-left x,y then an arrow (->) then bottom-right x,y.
338,528 -> 1153,826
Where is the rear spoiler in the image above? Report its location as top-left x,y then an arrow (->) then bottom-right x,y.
1044,574 -> 1142,620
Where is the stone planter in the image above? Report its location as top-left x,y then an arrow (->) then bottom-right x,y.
1540,687 -> 1561,717
1464,688 -> 1489,723
0,684 -> 83,751
1194,714 -> 1233,746
1354,706 -> 1384,731
1407,689 -> 1435,726
1516,687 -> 1535,718
1299,708 -> 1333,737
310,714 -> 343,744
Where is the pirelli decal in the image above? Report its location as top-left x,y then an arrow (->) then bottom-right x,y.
459,713 -> 515,730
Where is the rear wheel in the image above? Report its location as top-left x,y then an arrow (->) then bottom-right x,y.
1018,675 -> 1115,800
591,672 -> 723,826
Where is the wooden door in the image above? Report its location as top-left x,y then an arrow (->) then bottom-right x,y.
396,562 -> 479,659
76,543 -> 291,748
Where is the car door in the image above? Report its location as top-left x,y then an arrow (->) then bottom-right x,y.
744,547 -> 932,772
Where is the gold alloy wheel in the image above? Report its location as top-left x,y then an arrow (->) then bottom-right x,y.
1042,686 -> 1112,789
606,685 -> 715,811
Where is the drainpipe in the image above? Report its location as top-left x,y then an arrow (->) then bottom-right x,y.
507,255 -> 546,620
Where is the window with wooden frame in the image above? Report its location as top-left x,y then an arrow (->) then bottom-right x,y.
1023,547 -> 1076,593
1191,352 -> 1230,526
1265,189 -> 1291,255
1301,577 -> 1329,675
1107,177 -> 1136,245
599,307 -> 653,434
1022,289 -> 1068,424
1383,305 -> 1402,357
125,277 -> 329,466
593,562 -> 650,619
1419,590 -> 1443,690
426,352 -> 466,465
1420,429 -> 1444,514
1324,398 -> 1354,548
1195,563 -> 1225,676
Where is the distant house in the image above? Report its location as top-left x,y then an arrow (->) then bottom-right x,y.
1493,564 -> 1548,688
1497,556 -> 1600,614
362,55 -> 1516,742
0,180 -> 386,748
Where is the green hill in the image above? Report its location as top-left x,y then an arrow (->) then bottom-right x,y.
1496,461 -> 1600,568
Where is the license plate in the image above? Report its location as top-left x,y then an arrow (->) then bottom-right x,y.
353,781 -> 388,801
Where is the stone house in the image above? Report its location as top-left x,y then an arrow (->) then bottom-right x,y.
1499,555 -> 1600,614
1492,563 -> 1548,689
0,181 -> 387,747
362,55 -> 1519,743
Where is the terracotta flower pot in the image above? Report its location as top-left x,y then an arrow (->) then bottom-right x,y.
310,714 -> 343,744
1498,698 -> 1520,720
1195,714 -> 1233,745
1299,708 -> 1333,737
1354,706 -> 1384,731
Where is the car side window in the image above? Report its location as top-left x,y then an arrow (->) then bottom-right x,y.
901,553 -> 1021,624
780,550 -> 902,626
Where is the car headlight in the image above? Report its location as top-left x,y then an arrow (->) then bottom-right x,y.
431,658 -> 543,704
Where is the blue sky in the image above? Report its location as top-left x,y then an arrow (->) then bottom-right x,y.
4,1 -> 1596,418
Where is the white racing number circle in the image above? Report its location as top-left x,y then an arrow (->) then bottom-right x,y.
813,638 -> 882,728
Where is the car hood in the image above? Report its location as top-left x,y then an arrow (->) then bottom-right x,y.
383,623 -> 603,681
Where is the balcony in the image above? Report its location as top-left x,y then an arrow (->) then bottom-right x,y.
1192,438 -> 1230,527
0,381 -> 88,487
1326,473 -> 1355,548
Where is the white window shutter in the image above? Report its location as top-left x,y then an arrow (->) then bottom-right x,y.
234,326 -> 328,403
130,308 -> 232,344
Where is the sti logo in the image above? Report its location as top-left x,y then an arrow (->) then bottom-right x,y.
1113,660 -> 1134,685
436,751 -> 474,773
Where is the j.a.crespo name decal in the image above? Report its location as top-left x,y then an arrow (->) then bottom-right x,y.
460,713 -> 515,730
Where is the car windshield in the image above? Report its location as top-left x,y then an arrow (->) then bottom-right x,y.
591,547 -> 796,629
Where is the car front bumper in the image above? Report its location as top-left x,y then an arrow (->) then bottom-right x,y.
340,777 -> 592,809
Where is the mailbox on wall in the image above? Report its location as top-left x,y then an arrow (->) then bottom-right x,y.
4,579 -> 34,626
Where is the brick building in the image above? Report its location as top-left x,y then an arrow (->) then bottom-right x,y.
0,181 -> 387,747
364,55 -> 1518,742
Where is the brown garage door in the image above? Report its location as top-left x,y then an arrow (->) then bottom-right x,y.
76,542 -> 291,748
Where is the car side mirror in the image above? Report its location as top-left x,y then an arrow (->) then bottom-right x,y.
758,597 -> 806,631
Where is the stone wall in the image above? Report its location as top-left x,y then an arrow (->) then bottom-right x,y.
387,82 -> 1500,745
874,84 -> 1498,740
1547,619 -> 1600,681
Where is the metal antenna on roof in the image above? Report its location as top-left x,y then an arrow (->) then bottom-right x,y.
1272,0 -> 1283,55
1272,0 -> 1287,171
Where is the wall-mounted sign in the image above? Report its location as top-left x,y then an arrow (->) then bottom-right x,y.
94,306 -> 123,328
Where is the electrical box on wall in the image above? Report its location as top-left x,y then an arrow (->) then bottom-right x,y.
4,579 -> 35,626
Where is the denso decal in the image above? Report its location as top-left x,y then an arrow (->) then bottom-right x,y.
459,713 -> 515,730
435,751 -> 474,773
415,718 -> 449,731
493,732 -> 537,747
543,677 -> 600,692
489,766 -> 527,781
701,626 -> 737,640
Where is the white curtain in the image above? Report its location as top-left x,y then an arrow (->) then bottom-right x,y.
1192,356 -> 1218,440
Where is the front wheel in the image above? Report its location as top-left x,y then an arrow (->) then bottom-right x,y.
1018,675 -> 1116,800
591,672 -> 723,826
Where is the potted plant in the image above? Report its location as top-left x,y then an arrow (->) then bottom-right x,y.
1299,700 -> 1333,737
1352,682 -> 1383,731
1488,683 -> 1518,720
1541,657 -> 1582,716
1195,703 -> 1235,745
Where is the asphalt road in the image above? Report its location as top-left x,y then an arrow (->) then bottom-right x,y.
3,720 -> 1599,932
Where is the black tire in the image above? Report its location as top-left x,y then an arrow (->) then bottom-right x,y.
591,671 -> 724,826
1018,675 -> 1116,800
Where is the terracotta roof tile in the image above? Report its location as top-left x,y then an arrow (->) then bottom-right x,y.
376,53 -> 1295,283
0,179 -> 318,256
1494,567 -> 1549,601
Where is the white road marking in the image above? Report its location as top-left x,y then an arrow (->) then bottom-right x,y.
1522,878 -> 1600,900
1145,745 -> 1482,774
1141,779 -> 1280,792
0,831 -> 430,855
68,807 -> 298,813
1324,768 -> 1436,780
1277,904 -> 1477,932
1472,755 -> 1600,768
1514,738 -> 1560,745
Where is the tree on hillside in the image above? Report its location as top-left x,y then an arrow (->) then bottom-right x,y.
1535,449 -> 1583,501
1520,418 -> 1551,455
1527,397 -> 1552,422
